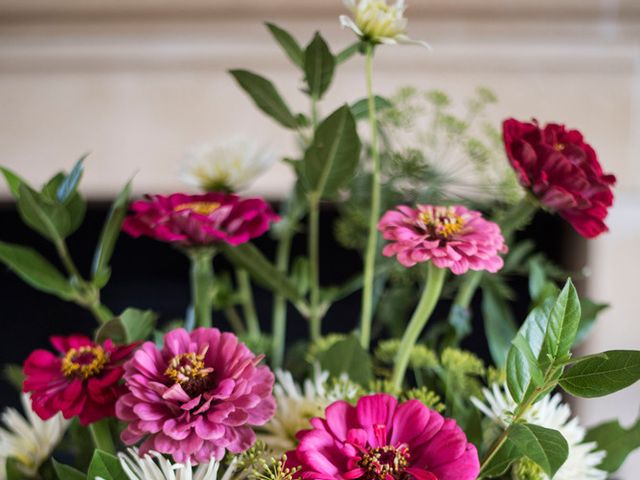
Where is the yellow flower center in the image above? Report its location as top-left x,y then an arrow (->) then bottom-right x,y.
360,444 -> 411,479
61,345 -> 108,379
174,201 -> 221,216
165,351 -> 214,397
418,208 -> 466,238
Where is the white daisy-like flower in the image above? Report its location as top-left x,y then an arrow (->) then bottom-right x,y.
472,384 -> 607,480
181,137 -> 277,193
339,0 -> 430,48
114,448 -> 238,480
257,367 -> 359,454
0,393 -> 69,479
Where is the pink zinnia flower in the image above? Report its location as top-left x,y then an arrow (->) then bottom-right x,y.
23,335 -> 137,425
287,393 -> 480,480
378,204 -> 507,274
116,327 -> 276,463
122,192 -> 279,246
503,118 -> 616,238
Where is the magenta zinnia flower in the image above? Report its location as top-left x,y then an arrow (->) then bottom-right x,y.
378,204 -> 507,274
116,327 -> 276,463
122,192 -> 279,246
23,335 -> 137,425
287,393 -> 480,480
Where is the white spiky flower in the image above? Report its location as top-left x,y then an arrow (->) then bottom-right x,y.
113,448 -> 238,480
472,383 -> 607,480
181,137 -> 277,192
339,0 -> 430,48
0,393 -> 69,479
257,367 -> 360,454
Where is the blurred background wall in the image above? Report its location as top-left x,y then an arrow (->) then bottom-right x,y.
1,0 -> 639,476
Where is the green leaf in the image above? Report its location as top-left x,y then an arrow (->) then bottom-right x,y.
16,184 -> 71,241
92,180 -> 132,278
52,458 -> 85,480
318,335 -> 373,385
56,154 -> 87,202
350,95 -> 393,121
528,257 -> 547,301
540,279 -> 580,367
480,439 -> 520,478
3,364 -> 25,391
0,166 -> 28,198
120,308 -> 157,342
5,458 -> 27,480
512,333 -> 544,387
87,450 -> 128,480
41,171 -> 87,236
95,318 -> 127,344
229,69 -> 299,129
300,105 -> 361,198
508,423 -> 569,478
290,256 -> 310,297
220,242 -> 302,304
575,298 -> 608,345
559,350 -> 640,398
0,241 -> 75,300
584,416 -> 640,473
336,41 -> 362,64
266,22 -> 304,68
304,32 -> 335,99
481,283 -> 518,368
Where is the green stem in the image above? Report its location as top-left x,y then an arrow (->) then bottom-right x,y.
189,248 -> 215,328
224,306 -> 246,335
272,230 -> 293,368
308,194 -> 321,342
237,269 -> 260,339
359,42 -> 381,350
311,94 -> 319,129
391,264 -> 446,389
89,420 -> 115,454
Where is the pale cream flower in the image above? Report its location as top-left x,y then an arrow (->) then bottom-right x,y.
0,393 -> 69,479
114,448 -> 238,480
181,137 -> 277,192
257,368 -> 359,454
339,0 -> 429,48
472,384 -> 607,480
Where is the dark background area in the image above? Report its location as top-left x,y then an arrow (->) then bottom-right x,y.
0,201 -> 571,409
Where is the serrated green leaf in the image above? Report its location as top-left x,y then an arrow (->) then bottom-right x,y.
584,416 -> 640,473
318,335 -> 372,385
559,350 -> 640,398
266,22 -> 304,68
52,458 -> 85,480
304,32 -> 335,99
540,279 -> 580,367
229,69 -> 299,129
301,105 -> 361,198
92,180 -> 132,278
0,241 -> 75,300
350,95 -> 393,121
509,423 -> 569,478
87,450 -> 128,480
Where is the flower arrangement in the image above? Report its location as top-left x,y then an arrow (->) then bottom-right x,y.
0,2 -> 638,480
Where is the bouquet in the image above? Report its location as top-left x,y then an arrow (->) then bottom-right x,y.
0,2 -> 638,479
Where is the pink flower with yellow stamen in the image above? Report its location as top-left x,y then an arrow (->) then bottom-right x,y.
122,192 -> 279,246
378,204 -> 507,274
116,327 -> 276,464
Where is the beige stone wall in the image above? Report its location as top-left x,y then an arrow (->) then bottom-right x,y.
1,1 -> 639,475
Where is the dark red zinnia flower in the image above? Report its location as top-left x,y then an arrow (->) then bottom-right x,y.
503,118 -> 616,238
23,335 -> 138,425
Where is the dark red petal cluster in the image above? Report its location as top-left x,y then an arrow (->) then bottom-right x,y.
23,335 -> 138,425
122,192 -> 279,246
503,118 -> 616,238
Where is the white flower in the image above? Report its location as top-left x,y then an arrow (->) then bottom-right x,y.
339,0 -> 430,48
114,448 -> 238,480
0,393 -> 69,479
472,384 -> 607,480
257,367 -> 359,453
181,137 -> 277,192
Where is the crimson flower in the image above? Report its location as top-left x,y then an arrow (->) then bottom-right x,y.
23,335 -> 137,425
503,118 -> 616,238
287,393 -> 480,480
122,192 -> 279,246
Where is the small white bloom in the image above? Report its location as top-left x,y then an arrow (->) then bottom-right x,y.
0,393 -> 70,479
472,384 -> 607,480
181,137 -> 277,192
115,448 -> 238,480
339,0 -> 430,48
257,367 -> 359,453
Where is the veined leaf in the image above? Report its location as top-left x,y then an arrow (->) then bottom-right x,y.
539,279 -> 580,368
229,69 -> 299,129
480,439 -> 520,478
304,32 -> 335,99
509,423 -> 569,478
266,22 -> 304,68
